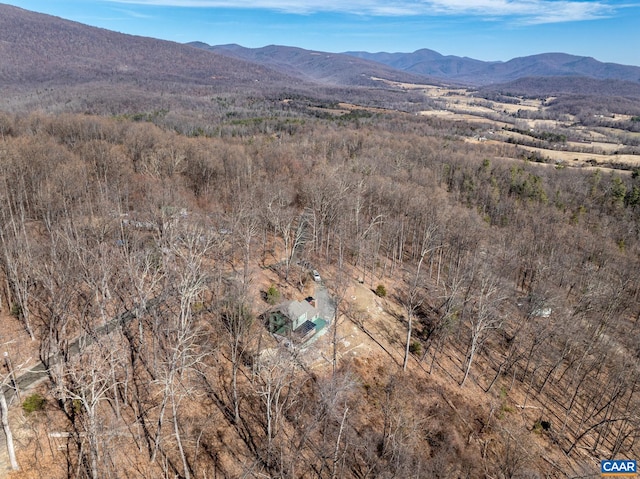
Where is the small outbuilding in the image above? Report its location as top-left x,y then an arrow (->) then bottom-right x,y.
533,307 -> 552,318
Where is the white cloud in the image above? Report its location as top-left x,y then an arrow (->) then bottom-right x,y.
113,8 -> 155,19
104,0 -> 617,23
427,0 -> 615,23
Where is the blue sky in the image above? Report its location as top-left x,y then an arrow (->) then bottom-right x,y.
4,0 -> 639,66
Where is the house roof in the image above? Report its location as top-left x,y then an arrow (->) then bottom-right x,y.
283,300 -> 318,320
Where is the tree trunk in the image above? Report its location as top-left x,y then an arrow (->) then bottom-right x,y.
172,393 -> 190,479
403,314 -> 412,371
460,341 -> 476,387
0,390 -> 19,471
331,407 -> 349,479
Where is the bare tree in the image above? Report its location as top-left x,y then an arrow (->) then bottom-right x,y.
55,337 -> 125,479
402,256 -> 425,372
252,348 -> 299,473
402,224 -> 438,371
219,292 -> 254,426
487,426 -> 532,479
460,269 -> 506,387
147,222 -> 214,477
0,354 -> 31,472
0,198 -> 37,340
265,188 -> 306,281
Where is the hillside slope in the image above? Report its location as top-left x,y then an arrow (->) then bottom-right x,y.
0,3 -> 297,89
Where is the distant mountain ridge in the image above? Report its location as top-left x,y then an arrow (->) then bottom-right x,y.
345,50 -> 640,86
187,43 -> 436,87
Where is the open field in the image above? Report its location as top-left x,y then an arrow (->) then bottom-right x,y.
406,83 -> 640,171
515,144 -> 640,168
310,79 -> 640,171
463,138 -> 640,170
363,77 -> 640,172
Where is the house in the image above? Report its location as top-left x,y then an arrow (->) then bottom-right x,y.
268,300 -> 323,343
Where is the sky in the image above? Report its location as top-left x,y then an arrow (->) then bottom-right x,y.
3,0 -> 640,66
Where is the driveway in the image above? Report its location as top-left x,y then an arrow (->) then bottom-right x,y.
314,283 -> 336,323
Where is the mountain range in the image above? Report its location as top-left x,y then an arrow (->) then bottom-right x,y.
345,49 -> 640,86
192,42 -> 640,98
1,2 -> 640,110
187,42 -> 640,89
189,43 -> 433,88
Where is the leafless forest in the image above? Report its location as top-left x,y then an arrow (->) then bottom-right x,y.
0,103 -> 639,479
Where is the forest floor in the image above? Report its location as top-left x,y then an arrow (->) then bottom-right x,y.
0,256 -> 602,477
252,262 -> 590,477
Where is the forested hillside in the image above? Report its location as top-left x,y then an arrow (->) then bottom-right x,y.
0,106 -> 639,478
0,3 -> 293,89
